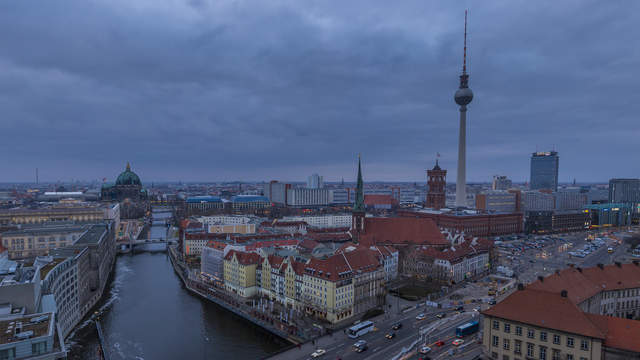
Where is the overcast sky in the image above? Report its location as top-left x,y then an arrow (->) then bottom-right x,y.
1,0 -> 638,183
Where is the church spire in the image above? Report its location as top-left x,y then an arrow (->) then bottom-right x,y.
353,154 -> 364,212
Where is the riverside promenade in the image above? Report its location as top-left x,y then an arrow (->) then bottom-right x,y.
167,245 -> 304,345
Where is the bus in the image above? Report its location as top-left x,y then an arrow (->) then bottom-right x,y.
347,321 -> 375,338
455,321 -> 479,338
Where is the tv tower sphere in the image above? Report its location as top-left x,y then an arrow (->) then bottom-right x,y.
454,86 -> 473,106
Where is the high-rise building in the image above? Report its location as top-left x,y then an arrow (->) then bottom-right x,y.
530,151 -> 559,191
492,175 -> 512,190
307,173 -> 324,189
264,181 -> 291,205
426,160 -> 446,209
608,178 -> 640,205
454,11 -> 474,207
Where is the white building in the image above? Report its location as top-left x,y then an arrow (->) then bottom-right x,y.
286,188 -> 330,207
329,189 -> 350,204
370,246 -> 399,282
492,175 -> 512,190
307,174 -> 324,189
282,214 -> 352,228
523,190 -> 555,211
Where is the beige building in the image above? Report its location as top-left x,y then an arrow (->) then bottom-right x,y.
223,250 -> 261,298
482,266 -> 640,360
1,223 -> 89,259
0,206 -> 106,225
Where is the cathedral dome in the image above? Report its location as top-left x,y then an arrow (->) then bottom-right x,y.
116,163 -> 141,186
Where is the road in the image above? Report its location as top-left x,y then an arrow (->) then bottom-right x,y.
269,303 -> 482,360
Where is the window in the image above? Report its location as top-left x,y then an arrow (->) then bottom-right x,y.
515,326 -> 523,336
527,329 -> 535,338
502,356 -> 509,360
0,348 -> 16,360
527,343 -> 535,357
540,331 -> 547,342
493,320 -> 500,330
566,355 -> 573,360
504,323 -> 511,333
514,340 -> 522,354
503,338 -> 510,350
492,336 -> 499,347
580,340 -> 588,351
553,334 -> 560,345
567,337 -> 574,348
552,349 -> 561,360
32,341 -> 47,355
539,346 -> 547,360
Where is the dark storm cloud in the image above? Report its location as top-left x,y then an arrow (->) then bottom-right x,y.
0,0 -> 638,182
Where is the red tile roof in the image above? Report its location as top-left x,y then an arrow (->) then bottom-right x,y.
419,238 -> 492,264
359,217 -> 447,247
586,313 -> 640,353
364,194 -> 397,206
482,288 -> 605,339
305,254 -> 352,282
527,262 -> 640,305
206,240 -> 227,251
297,239 -> 319,251
224,250 -> 261,265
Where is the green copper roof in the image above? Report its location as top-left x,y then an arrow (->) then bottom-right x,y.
115,162 -> 141,186
353,155 -> 364,212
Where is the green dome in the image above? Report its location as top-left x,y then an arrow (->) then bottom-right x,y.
116,162 -> 141,186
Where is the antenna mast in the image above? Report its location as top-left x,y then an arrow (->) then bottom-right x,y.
463,9 -> 468,75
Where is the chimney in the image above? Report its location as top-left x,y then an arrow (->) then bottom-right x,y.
577,267 -> 582,273
517,283 -> 524,291
561,290 -> 568,298
538,276 -> 544,282
615,262 -> 621,268
597,263 -> 604,270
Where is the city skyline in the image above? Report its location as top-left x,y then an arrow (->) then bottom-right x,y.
1,1 -> 639,182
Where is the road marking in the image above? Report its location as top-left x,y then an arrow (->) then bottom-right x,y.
373,347 -> 381,352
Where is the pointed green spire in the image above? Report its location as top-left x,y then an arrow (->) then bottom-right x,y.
353,154 -> 364,212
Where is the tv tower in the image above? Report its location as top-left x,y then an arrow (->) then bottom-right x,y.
454,10 -> 473,207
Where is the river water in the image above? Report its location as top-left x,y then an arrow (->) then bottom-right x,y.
68,211 -> 287,359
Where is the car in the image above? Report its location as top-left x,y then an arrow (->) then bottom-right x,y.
435,313 -> 446,319
452,339 -> 465,346
416,313 -> 427,320
489,300 -> 497,305
455,306 -> 464,311
434,340 -> 445,347
418,346 -> 432,354
311,349 -> 326,358
473,307 -> 480,312
391,323 -> 402,330
355,344 -> 368,353
385,332 -> 396,339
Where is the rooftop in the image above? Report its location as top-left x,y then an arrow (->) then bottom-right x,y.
186,196 -> 221,203
0,312 -> 53,346
231,195 -> 269,203
74,224 -> 109,245
359,217 -> 447,247
482,288 -> 605,339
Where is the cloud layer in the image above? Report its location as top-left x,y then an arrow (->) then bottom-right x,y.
1,0 -> 638,183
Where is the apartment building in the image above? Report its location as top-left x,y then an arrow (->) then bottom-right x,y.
223,250 -> 261,298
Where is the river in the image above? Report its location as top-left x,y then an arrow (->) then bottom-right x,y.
67,211 -> 288,359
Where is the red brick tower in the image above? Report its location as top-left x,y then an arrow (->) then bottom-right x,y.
426,160 -> 447,209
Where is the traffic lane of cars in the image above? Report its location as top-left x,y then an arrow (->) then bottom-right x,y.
411,315 -> 479,359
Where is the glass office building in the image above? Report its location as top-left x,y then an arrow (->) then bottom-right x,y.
530,151 -> 559,191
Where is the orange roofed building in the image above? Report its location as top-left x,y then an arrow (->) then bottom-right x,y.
481,261 -> 640,360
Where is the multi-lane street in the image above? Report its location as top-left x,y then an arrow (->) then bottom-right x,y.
269,302 -> 482,360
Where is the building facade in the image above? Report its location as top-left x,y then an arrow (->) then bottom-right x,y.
492,175 -> 512,191
286,188 -> 330,207
307,174 -> 324,189
608,178 -> 640,205
476,191 -> 517,213
1,223 -> 89,259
